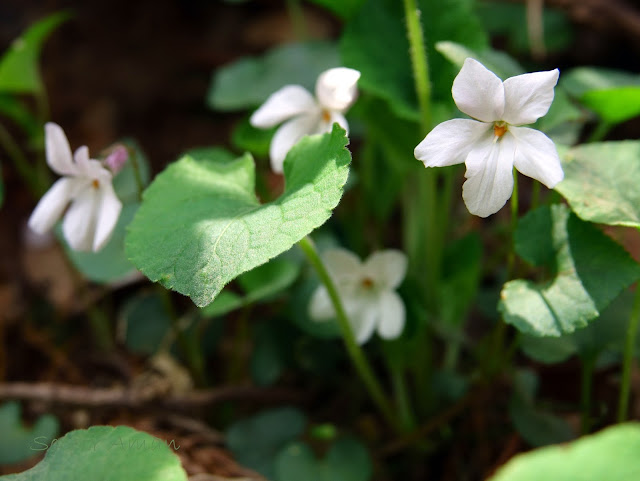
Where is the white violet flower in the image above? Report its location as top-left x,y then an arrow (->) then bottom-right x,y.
309,248 -> 407,345
28,122 -> 123,252
414,58 -> 564,217
250,67 -> 361,173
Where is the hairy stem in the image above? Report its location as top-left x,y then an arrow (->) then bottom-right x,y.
298,236 -> 399,430
617,286 -> 640,422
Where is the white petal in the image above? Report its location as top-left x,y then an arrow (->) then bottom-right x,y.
92,182 -> 122,251
317,111 -> 348,135
309,286 -> 335,320
462,132 -> 516,217
45,122 -> 77,176
511,126 -> 564,188
348,300 -> 377,345
362,250 -> 407,290
414,119 -> 490,167
452,58 -> 505,122
62,186 -> 99,251
250,85 -> 317,128
323,248 -> 362,286
377,291 -> 405,340
502,69 -> 559,125
315,67 -> 360,112
27,177 -> 75,234
269,114 -> 319,174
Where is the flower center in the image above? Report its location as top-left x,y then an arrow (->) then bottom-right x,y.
360,277 -> 375,289
92,179 -> 100,189
493,122 -> 508,139
321,109 -> 332,123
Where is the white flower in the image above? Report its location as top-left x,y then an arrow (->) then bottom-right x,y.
28,122 -> 122,252
309,248 -> 407,345
414,58 -> 564,218
250,67 -> 361,173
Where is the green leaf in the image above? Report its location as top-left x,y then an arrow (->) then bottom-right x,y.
207,42 -> 340,111
231,116 -> 277,158
499,205 -> 640,336
0,12 -> 69,93
201,256 -> 301,317
561,67 -> 640,99
340,0 -> 487,120
126,125 -> 350,307
0,425 -> 187,481
121,292 -> 173,355
0,94 -> 42,139
509,370 -> 574,447
0,402 -> 59,464
226,407 -> 307,479
306,0 -> 365,19
556,141 -> 640,227
581,87 -> 640,125
488,423 -> 640,481
275,438 -> 372,481
521,289 -> 640,363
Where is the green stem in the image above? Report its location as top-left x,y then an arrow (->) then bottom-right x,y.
507,169 -> 519,280
581,356 -> 595,434
530,181 -> 540,210
158,287 -> 207,387
617,286 -> 640,422
298,236 -> 399,430
0,123 -> 42,196
286,0 -> 307,41
403,0 -> 431,133
387,356 -> 416,432
87,304 -> 114,351
587,121 -> 612,143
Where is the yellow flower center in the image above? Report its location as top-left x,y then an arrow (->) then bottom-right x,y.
493,122 -> 508,139
361,277 -> 375,289
321,109 -> 332,123
92,179 -> 100,189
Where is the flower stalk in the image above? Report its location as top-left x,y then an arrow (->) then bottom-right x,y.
617,285 -> 640,422
298,236 -> 399,430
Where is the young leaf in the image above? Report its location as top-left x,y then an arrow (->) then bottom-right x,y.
0,402 -> 59,464
126,125 -> 351,307
489,423 -> 640,481
0,425 -> 187,481
556,141 -> 640,227
207,42 -> 339,111
226,407 -> 307,479
0,12 -> 69,94
499,205 -> 640,336
275,438 -> 372,481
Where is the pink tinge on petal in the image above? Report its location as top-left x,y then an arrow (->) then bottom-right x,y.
103,145 -> 129,175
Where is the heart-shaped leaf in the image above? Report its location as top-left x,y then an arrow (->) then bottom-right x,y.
499,205 -> 640,336
0,402 -> 59,464
489,423 -> 640,481
275,438 -> 372,481
556,141 -> 640,227
126,125 -> 350,307
0,425 -> 186,481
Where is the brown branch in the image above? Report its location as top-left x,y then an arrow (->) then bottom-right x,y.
0,382 -> 306,410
